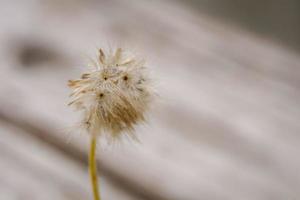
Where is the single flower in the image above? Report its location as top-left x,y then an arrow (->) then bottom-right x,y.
68,48 -> 153,141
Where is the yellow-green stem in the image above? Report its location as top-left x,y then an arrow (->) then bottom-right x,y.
89,135 -> 101,200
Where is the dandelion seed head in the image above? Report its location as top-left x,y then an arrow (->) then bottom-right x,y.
68,48 -> 154,141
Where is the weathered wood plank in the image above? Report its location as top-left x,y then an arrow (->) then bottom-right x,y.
0,121 -> 142,200
0,0 -> 299,199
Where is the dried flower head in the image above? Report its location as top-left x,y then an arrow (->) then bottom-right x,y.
68,48 -> 154,141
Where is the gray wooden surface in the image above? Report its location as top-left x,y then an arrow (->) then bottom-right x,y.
0,0 -> 300,199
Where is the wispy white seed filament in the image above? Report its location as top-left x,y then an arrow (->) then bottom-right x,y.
68,48 -> 154,141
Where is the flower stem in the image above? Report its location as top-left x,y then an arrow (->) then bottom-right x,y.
89,135 -> 101,200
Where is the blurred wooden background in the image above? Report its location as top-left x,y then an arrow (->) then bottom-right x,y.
0,0 -> 300,199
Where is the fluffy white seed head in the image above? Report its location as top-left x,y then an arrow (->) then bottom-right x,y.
68,48 -> 154,141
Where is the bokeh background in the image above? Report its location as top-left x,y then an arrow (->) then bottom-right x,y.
0,0 -> 300,199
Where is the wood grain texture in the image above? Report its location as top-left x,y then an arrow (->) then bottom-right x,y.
0,121 -> 142,200
0,0 -> 299,199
